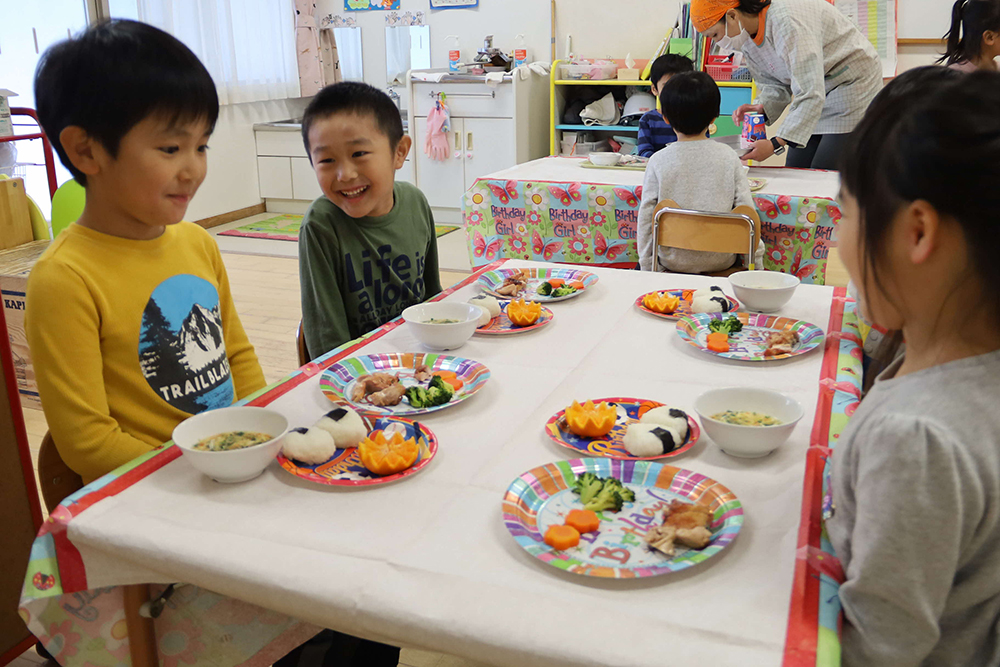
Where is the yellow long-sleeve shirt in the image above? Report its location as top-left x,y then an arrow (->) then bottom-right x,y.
26,222 -> 266,483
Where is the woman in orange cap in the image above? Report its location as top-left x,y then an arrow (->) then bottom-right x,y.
691,0 -> 881,170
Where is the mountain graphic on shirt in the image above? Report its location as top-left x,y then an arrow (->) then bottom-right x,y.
138,274 -> 233,414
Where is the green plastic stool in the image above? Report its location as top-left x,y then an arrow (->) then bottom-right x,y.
50,179 -> 85,237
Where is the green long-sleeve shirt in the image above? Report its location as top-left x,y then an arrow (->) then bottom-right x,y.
299,182 -> 442,359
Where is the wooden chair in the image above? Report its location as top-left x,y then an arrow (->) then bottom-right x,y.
296,320 -> 309,367
652,199 -> 762,277
38,432 -> 160,666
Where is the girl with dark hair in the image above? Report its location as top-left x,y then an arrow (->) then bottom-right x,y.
690,0 -> 882,170
939,0 -> 1000,72
827,66 -> 1000,666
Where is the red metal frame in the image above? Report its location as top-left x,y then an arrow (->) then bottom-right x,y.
1,107 -> 58,199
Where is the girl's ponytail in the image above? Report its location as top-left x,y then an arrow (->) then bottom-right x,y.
940,0 -> 967,64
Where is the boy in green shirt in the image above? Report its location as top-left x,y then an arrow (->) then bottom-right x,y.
299,82 -> 441,358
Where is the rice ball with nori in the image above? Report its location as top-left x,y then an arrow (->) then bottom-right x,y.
623,422 -> 682,457
692,295 -> 731,313
692,286 -> 725,299
639,407 -> 689,441
468,294 -> 501,318
282,427 -> 337,464
314,406 -> 367,448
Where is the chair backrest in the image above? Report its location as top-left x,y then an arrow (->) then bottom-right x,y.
37,432 -> 83,514
50,179 -> 85,238
296,320 -> 309,367
652,199 -> 761,271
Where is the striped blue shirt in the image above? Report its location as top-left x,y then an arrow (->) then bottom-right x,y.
637,110 -> 678,158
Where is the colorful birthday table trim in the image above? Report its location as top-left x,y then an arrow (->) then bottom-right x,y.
463,177 -> 841,285
783,287 -> 859,666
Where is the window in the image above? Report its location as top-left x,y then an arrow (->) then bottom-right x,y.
110,0 -> 300,104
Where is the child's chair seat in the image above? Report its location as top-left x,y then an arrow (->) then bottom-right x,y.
652,199 -> 761,276
37,431 -> 83,513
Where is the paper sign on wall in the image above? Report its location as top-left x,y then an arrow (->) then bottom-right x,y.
345,0 -> 400,11
430,0 -> 479,8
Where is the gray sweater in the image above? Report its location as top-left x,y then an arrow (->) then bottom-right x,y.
637,139 -> 756,274
828,350 -> 1000,666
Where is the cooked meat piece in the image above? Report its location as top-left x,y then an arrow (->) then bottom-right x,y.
368,382 -> 406,406
675,526 -> 712,550
496,283 -> 523,297
351,376 -> 370,402
413,364 -> 433,383
645,523 -> 677,556
663,500 -> 713,531
764,330 -> 800,357
351,373 -> 400,401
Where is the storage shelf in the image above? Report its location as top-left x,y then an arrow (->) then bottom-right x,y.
554,79 -> 644,86
555,124 -> 639,132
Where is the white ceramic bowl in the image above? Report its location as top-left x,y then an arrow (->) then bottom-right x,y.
172,407 -> 288,483
694,387 -> 803,458
402,302 -> 482,350
728,270 -> 800,312
589,152 -> 622,166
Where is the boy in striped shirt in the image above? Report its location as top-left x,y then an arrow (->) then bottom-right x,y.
637,54 -> 695,157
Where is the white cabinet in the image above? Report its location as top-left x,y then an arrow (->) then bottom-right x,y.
291,157 -> 323,201
413,117 -> 516,209
257,156 -> 293,199
407,71 -> 549,213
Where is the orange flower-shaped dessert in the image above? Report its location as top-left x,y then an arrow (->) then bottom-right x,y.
358,430 -> 419,476
643,291 -> 681,314
564,400 -> 617,438
507,298 -> 542,326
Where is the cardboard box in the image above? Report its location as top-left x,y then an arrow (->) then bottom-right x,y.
0,240 -> 49,409
0,89 -> 16,138
0,178 -> 33,250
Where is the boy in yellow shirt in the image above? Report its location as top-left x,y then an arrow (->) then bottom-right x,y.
27,20 -> 266,484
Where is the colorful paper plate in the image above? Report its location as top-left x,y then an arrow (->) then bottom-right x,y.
502,458 -> 743,578
634,289 -> 740,321
545,397 -> 700,460
749,177 -> 767,192
477,267 -> 599,303
320,352 -> 490,416
277,415 -> 437,487
675,312 -> 824,361
475,301 -> 554,335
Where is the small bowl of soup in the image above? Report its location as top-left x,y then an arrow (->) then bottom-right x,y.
694,387 -> 803,458
402,302 -> 482,350
728,270 -> 799,312
172,406 -> 288,483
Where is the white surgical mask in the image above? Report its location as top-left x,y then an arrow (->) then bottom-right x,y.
716,16 -> 750,51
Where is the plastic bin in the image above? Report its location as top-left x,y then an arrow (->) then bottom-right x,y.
706,55 -> 735,82
561,138 -> 611,156
559,62 -> 618,80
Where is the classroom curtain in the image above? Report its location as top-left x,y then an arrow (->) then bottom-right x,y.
136,0 -> 300,104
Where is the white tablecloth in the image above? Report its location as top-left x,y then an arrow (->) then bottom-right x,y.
64,261 -> 834,667
481,156 -> 840,200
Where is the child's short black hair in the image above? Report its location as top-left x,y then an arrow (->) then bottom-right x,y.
658,71 -> 720,136
35,19 -> 219,186
301,82 -> 404,157
649,54 -> 695,88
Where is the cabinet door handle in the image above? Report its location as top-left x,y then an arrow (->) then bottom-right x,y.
466,132 -> 474,159
453,131 -> 462,159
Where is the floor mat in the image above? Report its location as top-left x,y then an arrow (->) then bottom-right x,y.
219,214 -> 460,242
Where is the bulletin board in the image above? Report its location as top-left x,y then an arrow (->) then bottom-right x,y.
835,0 -> 897,76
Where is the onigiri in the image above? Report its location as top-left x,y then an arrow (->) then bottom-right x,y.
623,423 -> 683,457
282,427 -> 337,464
640,407 -> 690,441
314,406 -> 367,448
471,304 -> 492,327
692,295 -> 732,313
692,286 -> 725,299
468,294 -> 501,318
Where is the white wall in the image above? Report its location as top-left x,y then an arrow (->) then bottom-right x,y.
187,97 -> 311,221
897,43 -> 943,72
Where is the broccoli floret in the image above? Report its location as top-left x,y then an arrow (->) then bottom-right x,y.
708,315 -> 744,335
426,375 -> 455,406
584,485 -> 625,513
600,477 -> 636,504
573,472 -> 604,505
536,281 -> 553,296
406,386 -> 430,408
552,286 -> 577,297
